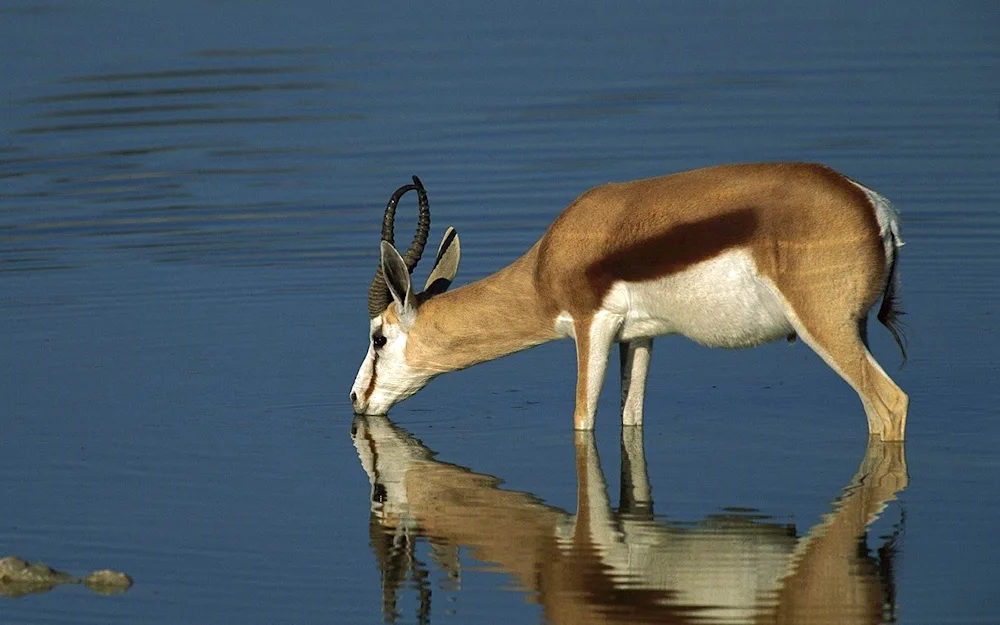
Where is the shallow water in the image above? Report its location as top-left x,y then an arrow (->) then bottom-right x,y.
2,2 -> 999,624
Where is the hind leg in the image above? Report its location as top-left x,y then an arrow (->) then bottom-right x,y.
855,317 -> 908,440
792,314 -> 908,441
619,338 -> 652,426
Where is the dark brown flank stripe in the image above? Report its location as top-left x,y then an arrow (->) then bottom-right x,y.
585,207 -> 758,300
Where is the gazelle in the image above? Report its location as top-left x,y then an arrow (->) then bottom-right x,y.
350,163 -> 908,440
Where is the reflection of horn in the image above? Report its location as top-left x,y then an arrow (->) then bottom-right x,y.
367,521 -> 432,625
368,518 -> 406,623
366,177 -> 431,319
352,415 -> 436,623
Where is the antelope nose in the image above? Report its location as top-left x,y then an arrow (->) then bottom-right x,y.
350,391 -> 364,414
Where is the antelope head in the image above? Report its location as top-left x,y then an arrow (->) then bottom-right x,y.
350,177 -> 461,415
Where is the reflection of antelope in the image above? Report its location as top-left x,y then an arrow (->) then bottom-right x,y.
352,415 -> 906,624
350,164 -> 908,440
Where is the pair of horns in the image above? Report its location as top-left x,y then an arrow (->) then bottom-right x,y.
367,176 -> 430,318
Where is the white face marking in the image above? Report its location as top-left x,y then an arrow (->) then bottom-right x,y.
350,312 -> 435,415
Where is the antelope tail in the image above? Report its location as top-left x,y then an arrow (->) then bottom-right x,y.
877,230 -> 907,365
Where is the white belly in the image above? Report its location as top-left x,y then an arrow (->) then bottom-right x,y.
603,249 -> 794,349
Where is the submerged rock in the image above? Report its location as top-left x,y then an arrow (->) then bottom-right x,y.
84,569 -> 133,595
0,556 -> 132,598
0,556 -> 73,597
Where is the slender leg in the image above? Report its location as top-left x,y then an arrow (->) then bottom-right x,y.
573,313 -> 621,430
790,314 -> 908,441
619,338 -> 653,426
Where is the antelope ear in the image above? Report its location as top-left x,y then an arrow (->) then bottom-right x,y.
380,241 -> 416,328
422,227 -> 461,297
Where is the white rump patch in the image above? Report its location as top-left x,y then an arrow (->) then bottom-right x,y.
849,180 -> 903,255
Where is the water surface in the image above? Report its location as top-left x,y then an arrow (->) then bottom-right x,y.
1,2 -> 999,624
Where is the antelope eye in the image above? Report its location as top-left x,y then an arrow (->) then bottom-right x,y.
372,333 -> 387,349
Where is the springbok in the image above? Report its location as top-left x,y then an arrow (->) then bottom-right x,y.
350,163 -> 908,440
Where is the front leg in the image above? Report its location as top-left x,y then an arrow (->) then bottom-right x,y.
619,338 -> 653,426
573,312 -> 622,430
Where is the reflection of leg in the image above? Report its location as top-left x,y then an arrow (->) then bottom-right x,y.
619,338 -> 653,426
428,538 -> 461,591
852,439 -> 908,513
619,426 -> 653,520
766,438 -> 908,623
573,431 -> 619,546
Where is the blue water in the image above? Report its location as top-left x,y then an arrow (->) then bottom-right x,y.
2,2 -> 998,623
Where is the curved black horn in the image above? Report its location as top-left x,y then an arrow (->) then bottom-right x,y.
379,182 -> 418,248
401,175 -> 431,273
366,178 -> 431,318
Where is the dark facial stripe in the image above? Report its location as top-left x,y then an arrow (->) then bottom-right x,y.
363,352 -> 379,401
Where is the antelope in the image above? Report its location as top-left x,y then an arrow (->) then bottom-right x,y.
350,163 -> 909,440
